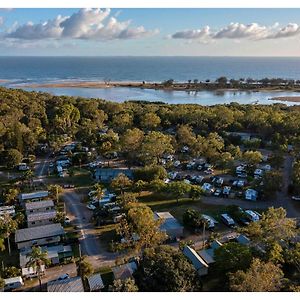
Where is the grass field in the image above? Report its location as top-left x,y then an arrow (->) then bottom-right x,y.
138,191 -> 227,223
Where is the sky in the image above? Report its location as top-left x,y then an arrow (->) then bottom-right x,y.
1,8 -> 300,56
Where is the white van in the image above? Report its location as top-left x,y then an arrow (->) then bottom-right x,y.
4,276 -> 24,291
245,210 -> 260,222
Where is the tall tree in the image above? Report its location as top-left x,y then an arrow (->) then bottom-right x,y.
229,258 -> 284,292
134,245 -> 202,292
140,131 -> 174,165
110,278 -> 139,292
116,203 -> 166,253
26,246 -> 50,291
111,173 -> 132,196
214,242 -> 253,275
0,213 -> 18,255
77,256 -> 94,281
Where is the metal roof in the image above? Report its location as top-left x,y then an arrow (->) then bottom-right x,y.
154,211 -> 183,231
183,246 -> 209,270
15,223 -> 64,243
27,210 -> 56,222
19,191 -> 49,201
25,200 -> 54,211
47,276 -> 84,292
87,273 -> 104,291
112,262 -> 137,280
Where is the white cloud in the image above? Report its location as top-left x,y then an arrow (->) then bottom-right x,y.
171,22 -> 300,42
213,23 -> 269,40
5,8 -> 158,41
171,26 -> 211,40
267,23 -> 300,39
7,15 -> 66,39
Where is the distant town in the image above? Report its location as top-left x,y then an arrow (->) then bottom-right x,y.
0,86 -> 300,292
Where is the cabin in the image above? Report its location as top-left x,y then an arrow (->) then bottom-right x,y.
27,210 -> 57,228
112,261 -> 138,280
20,244 -> 73,274
94,168 -> 133,183
15,223 -> 65,249
198,240 -> 223,265
47,276 -> 84,292
182,246 -> 209,276
87,273 -> 104,292
25,200 -> 55,214
154,211 -> 184,240
19,190 -> 49,205
235,234 -> 251,245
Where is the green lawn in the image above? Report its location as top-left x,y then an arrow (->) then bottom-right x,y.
49,167 -> 93,188
138,191 -> 227,224
94,224 -> 117,252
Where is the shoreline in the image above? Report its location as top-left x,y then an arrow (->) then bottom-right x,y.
270,96 -> 300,103
17,80 -> 300,94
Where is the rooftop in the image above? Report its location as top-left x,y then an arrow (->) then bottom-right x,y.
112,262 -> 137,280
47,276 -> 84,292
19,191 -> 49,201
87,273 -> 104,291
27,210 -> 57,222
154,211 -> 183,231
25,200 -> 54,211
15,223 -> 64,243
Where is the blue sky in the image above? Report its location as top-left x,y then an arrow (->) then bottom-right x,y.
1,8 -> 300,56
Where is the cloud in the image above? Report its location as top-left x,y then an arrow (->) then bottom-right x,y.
213,23 -> 269,40
5,8 -> 158,41
171,22 -> 300,42
7,16 -> 66,40
267,23 -> 300,39
171,26 -> 211,40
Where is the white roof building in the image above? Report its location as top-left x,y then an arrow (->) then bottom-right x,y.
19,191 -> 49,202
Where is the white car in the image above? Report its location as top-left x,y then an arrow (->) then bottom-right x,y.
86,204 -> 96,210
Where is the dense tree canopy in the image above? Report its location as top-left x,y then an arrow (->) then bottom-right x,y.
134,245 -> 202,292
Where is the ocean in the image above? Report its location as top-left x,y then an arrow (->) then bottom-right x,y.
1,56 -> 300,105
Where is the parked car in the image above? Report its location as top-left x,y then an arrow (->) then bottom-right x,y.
245,210 -> 260,222
220,213 -> 235,227
213,188 -> 222,197
204,168 -> 214,175
86,204 -> 97,210
292,196 -> 300,201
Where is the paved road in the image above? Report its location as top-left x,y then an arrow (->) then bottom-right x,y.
62,190 -> 118,268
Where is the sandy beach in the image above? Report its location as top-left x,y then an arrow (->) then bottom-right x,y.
19,80 -> 300,94
270,96 -> 300,103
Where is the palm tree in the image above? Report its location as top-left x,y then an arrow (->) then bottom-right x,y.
92,183 -> 104,199
0,213 -> 18,255
26,246 -> 50,291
